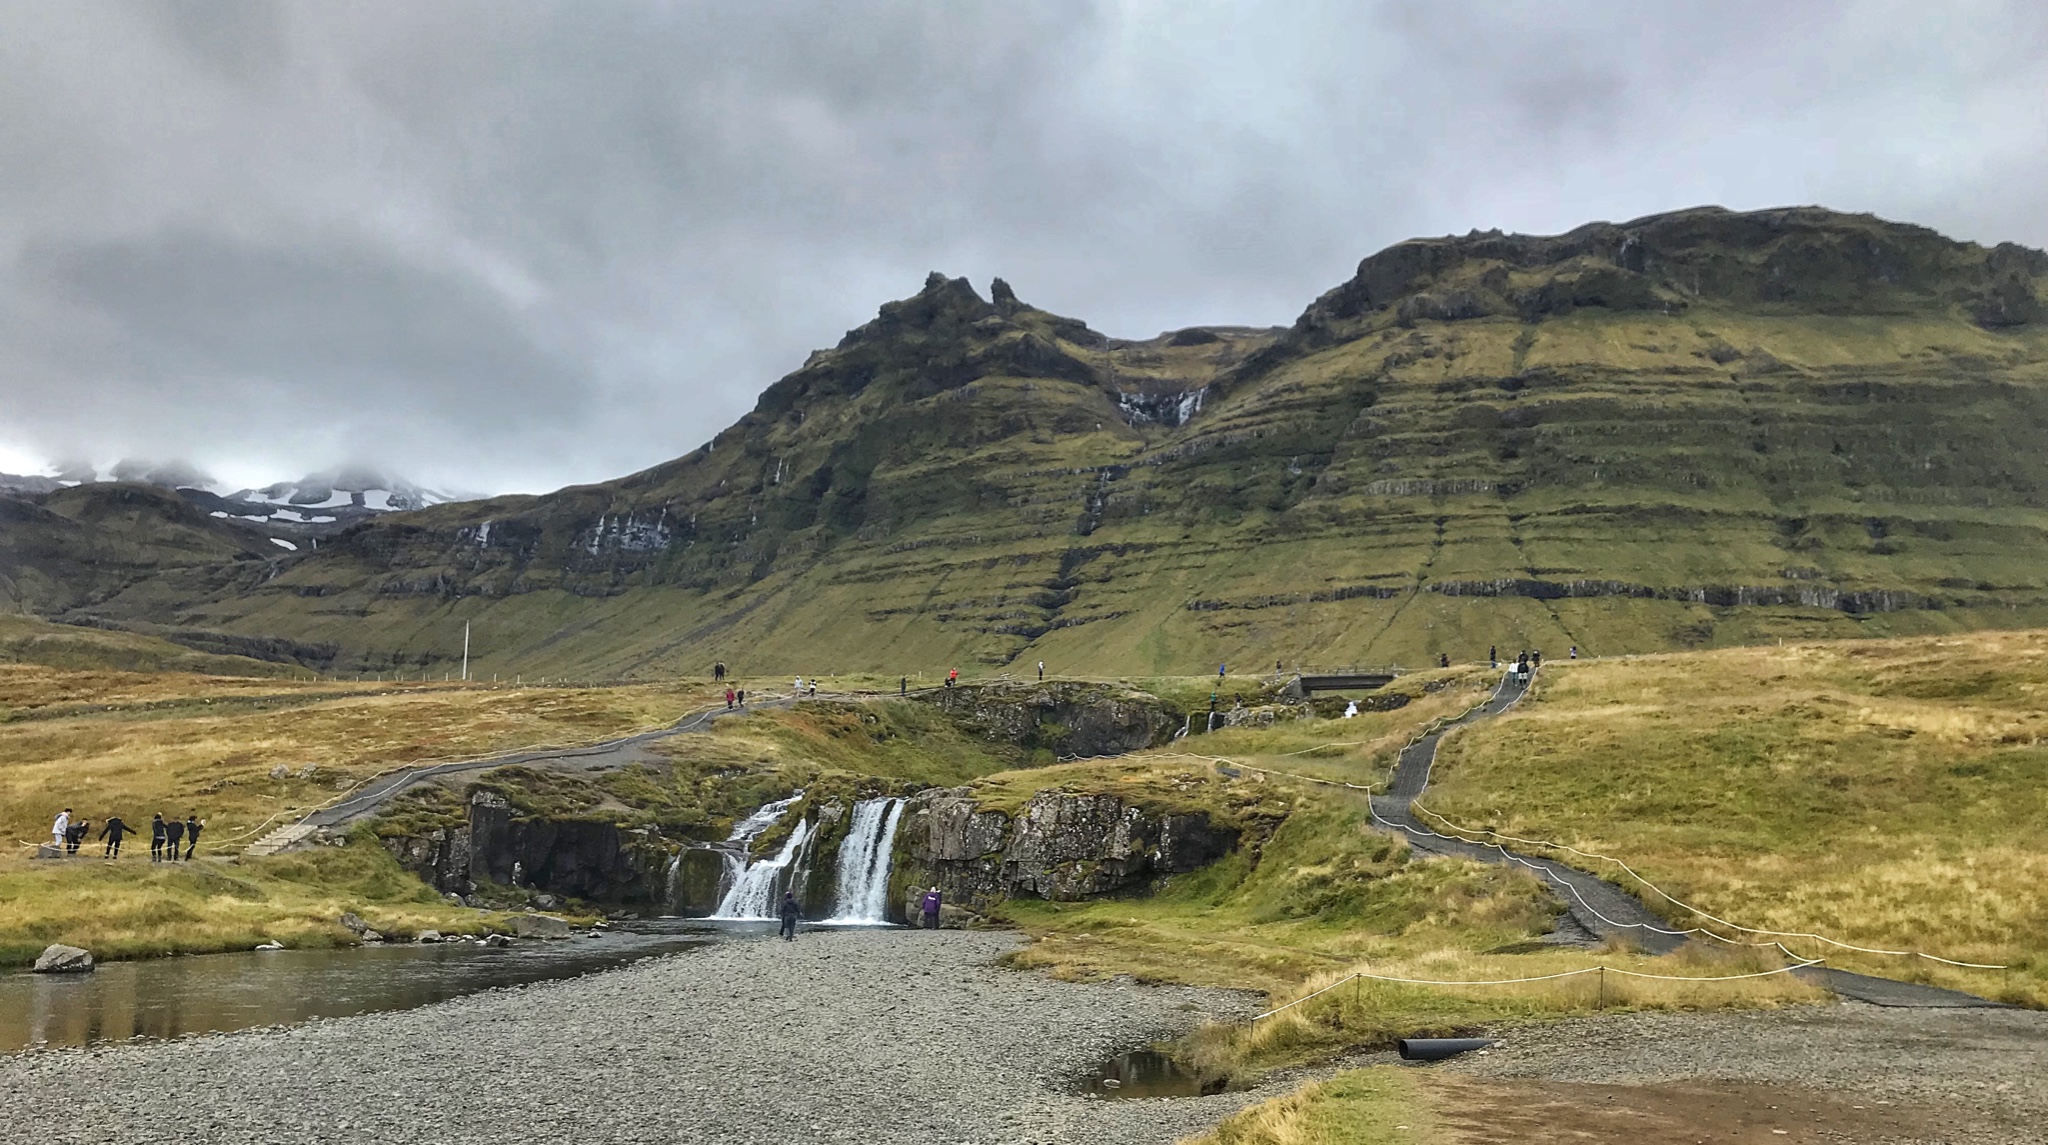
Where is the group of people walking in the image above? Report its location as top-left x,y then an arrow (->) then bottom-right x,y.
50,808 -> 203,860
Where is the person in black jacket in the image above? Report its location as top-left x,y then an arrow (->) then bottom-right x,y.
164,815 -> 186,861
149,813 -> 168,862
100,816 -> 134,858
778,890 -> 801,941
184,814 -> 203,860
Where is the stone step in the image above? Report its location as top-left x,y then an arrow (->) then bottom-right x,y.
243,823 -> 317,857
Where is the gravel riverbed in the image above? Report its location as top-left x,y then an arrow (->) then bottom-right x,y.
0,930 -> 1265,1145
1447,1002 -> 2048,1144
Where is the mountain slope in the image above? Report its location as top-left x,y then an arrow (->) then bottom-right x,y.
49,206 -> 2048,677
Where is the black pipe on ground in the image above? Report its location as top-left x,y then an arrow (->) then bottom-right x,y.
1396,1037 -> 1496,1061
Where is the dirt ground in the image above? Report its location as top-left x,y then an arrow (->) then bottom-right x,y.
1433,1076 -> 1946,1144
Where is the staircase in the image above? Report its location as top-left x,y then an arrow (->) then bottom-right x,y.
244,823 -> 318,857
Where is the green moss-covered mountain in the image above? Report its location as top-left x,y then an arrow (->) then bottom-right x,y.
15,205 -> 2048,676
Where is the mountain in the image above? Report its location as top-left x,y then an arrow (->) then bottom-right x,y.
17,205 -> 2048,677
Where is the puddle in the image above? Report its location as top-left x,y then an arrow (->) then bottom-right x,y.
1081,1048 -> 1226,1099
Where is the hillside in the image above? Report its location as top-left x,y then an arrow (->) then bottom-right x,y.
23,205 -> 2048,677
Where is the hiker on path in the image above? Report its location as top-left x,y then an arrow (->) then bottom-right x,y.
51,808 -> 71,850
946,668 -> 957,688
1489,645 -> 1497,669
714,662 -> 726,682
725,687 -> 735,710
1218,663 -> 1226,679
149,814 -> 168,862
778,891 -> 801,941
66,818 -> 90,855
737,689 -> 746,707
794,676 -> 803,695
1570,646 -> 1578,659
164,815 -> 186,861
920,886 -> 943,930
100,816 -> 134,857
900,676 -> 907,696
1037,661 -> 1044,681
808,681 -> 817,697
183,815 -> 203,860
1439,652 -> 1449,668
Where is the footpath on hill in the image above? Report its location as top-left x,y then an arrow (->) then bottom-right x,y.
1370,671 -> 2006,1008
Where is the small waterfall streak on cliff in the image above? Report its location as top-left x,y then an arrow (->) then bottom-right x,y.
709,818 -> 814,920
824,798 -> 906,924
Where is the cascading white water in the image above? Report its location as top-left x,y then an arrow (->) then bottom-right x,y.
727,793 -> 804,843
824,797 -> 906,924
709,817 -> 814,920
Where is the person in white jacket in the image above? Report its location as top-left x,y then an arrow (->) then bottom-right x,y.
51,808 -> 71,849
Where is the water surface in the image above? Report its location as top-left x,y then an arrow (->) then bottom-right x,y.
2,921 -> 711,1052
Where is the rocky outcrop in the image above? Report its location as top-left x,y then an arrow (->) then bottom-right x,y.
892,788 -> 1238,915
33,944 -> 93,973
383,790 -> 666,905
917,681 -> 1183,758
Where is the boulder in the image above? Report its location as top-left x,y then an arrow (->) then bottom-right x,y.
415,930 -> 443,944
360,930 -> 386,943
253,941 -> 284,951
269,765 -> 290,780
338,911 -> 368,934
511,914 -> 573,939
32,944 -> 93,974
34,844 -> 62,860
484,933 -> 512,947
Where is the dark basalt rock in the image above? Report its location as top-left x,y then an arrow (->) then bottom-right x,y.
892,788 -> 1238,914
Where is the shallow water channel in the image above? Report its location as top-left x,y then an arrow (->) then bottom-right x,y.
1,919 -> 717,1052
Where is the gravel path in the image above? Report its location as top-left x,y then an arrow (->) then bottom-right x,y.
0,930 -> 1267,1145
1447,1002 -> 2048,1144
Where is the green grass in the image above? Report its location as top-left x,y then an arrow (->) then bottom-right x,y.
1185,1067 -> 1436,1145
0,833 -> 495,965
1427,628 -> 2048,1005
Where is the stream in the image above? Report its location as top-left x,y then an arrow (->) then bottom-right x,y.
1,919 -> 714,1053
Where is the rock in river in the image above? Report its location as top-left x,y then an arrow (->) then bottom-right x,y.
511,914 -> 573,939
32,944 -> 94,974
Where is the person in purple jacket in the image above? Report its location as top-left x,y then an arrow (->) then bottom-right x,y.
919,886 -> 943,930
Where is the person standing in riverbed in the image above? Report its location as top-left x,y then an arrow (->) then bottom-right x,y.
778,890 -> 801,941
164,814 -> 186,861
149,813 -> 168,862
184,814 -> 203,860
919,886 -> 942,930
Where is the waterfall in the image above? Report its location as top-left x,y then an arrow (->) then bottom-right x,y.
709,818 -> 815,920
701,793 -> 808,920
824,797 -> 906,924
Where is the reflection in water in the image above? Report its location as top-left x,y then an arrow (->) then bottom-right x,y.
1083,1048 -> 1226,1099
1,921 -> 711,1052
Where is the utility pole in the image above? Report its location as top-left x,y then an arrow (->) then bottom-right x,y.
461,621 -> 470,682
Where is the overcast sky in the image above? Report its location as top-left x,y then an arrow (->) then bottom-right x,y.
2,1 -> 2044,494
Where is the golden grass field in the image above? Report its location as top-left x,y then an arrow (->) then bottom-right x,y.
1427,629 -> 2048,1005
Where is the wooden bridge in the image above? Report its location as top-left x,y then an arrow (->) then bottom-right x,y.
1282,670 -> 1399,698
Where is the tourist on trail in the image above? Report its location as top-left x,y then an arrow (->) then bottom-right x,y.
1218,663 -> 1227,680
778,891 -> 801,941
737,689 -> 746,706
808,681 -> 817,697
725,687 -> 736,710
900,676 -> 907,696
1489,645 -> 1497,669
714,662 -> 727,682
794,675 -> 803,695
100,816 -> 133,857
66,818 -> 90,855
1532,649 -> 1543,668
920,886 -> 943,930
1037,661 -> 1044,681
946,668 -> 957,688
51,808 -> 71,850
149,813 -> 168,862
1570,646 -> 1578,659
184,814 -> 203,860
164,814 -> 186,861
1439,652 -> 1450,668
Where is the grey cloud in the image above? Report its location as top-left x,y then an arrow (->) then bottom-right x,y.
0,0 -> 2043,492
